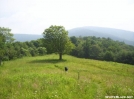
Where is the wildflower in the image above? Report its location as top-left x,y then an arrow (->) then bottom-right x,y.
35,91 -> 37,93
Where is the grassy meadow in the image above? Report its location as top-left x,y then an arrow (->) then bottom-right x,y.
0,54 -> 134,99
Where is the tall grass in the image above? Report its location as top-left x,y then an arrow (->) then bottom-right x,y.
0,54 -> 134,99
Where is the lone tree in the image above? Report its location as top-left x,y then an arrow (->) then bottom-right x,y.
43,25 -> 74,60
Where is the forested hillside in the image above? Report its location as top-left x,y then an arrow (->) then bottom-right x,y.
2,39 -> 47,61
70,36 -> 134,65
13,26 -> 134,46
0,27 -> 46,65
1,27 -> 134,65
69,26 -> 134,46
1,36 -> 134,65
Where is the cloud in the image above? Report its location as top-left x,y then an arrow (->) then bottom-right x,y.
0,0 -> 134,34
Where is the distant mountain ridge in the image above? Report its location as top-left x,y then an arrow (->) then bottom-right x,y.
13,26 -> 134,46
83,26 -> 134,41
68,26 -> 134,46
14,34 -> 43,42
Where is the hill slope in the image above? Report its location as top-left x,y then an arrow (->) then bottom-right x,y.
0,54 -> 134,99
14,34 -> 43,42
13,27 -> 134,46
83,26 -> 134,41
69,26 -> 134,46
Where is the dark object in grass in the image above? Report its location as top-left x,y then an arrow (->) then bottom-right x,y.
65,67 -> 68,72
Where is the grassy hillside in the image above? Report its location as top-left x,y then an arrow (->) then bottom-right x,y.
0,54 -> 134,99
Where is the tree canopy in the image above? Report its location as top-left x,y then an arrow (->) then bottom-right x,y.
0,27 -> 15,65
70,36 -> 134,65
43,25 -> 74,60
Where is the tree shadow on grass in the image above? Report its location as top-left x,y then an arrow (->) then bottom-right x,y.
29,59 -> 67,64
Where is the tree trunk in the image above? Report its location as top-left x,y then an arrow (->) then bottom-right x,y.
59,53 -> 62,60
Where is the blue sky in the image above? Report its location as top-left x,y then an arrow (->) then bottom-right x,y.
0,0 -> 134,34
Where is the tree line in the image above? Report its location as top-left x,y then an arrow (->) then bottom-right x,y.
70,36 -> 134,65
0,27 -> 47,65
1,38 -> 47,61
0,26 -> 134,65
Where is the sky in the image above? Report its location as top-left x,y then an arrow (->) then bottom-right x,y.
0,0 -> 134,35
